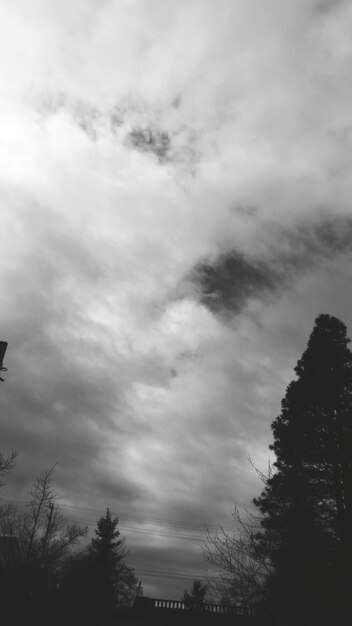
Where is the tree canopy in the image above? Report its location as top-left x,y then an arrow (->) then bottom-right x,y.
182,579 -> 207,609
89,507 -> 128,610
253,314 -> 352,618
59,507 -> 140,618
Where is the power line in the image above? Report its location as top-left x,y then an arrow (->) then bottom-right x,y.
0,499 -> 235,533
64,517 -> 205,541
0,499 -> 218,586
134,569 -> 212,581
60,503 -> 224,530
0,501 -> 207,541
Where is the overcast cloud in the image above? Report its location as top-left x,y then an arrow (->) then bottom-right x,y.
1,0 -> 352,598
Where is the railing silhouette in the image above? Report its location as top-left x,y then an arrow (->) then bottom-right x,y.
135,597 -> 255,616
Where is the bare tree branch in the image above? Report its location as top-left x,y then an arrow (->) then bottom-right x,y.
202,506 -> 273,606
0,450 -> 17,487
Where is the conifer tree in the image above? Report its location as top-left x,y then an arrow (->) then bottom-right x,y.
55,508 -> 140,618
253,314 -> 352,616
89,508 -> 127,610
90,508 -> 126,565
182,580 -> 207,609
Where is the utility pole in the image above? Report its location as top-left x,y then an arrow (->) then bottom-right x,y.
0,341 -> 8,382
133,580 -> 143,607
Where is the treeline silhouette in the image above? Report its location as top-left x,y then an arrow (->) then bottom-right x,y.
2,313 -> 352,625
0,466 -> 140,625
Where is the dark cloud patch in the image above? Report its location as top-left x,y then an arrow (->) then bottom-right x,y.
193,252 -> 276,315
127,127 -> 171,163
313,0 -> 347,15
193,215 -> 352,316
32,93 -> 193,170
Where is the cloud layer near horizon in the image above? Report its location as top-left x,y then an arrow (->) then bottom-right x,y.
1,0 -> 352,597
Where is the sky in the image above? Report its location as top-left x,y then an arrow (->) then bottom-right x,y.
1,0 -> 352,600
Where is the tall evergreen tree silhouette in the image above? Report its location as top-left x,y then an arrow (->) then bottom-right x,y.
254,314 -> 352,616
89,508 -> 127,611
58,508 -> 139,618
